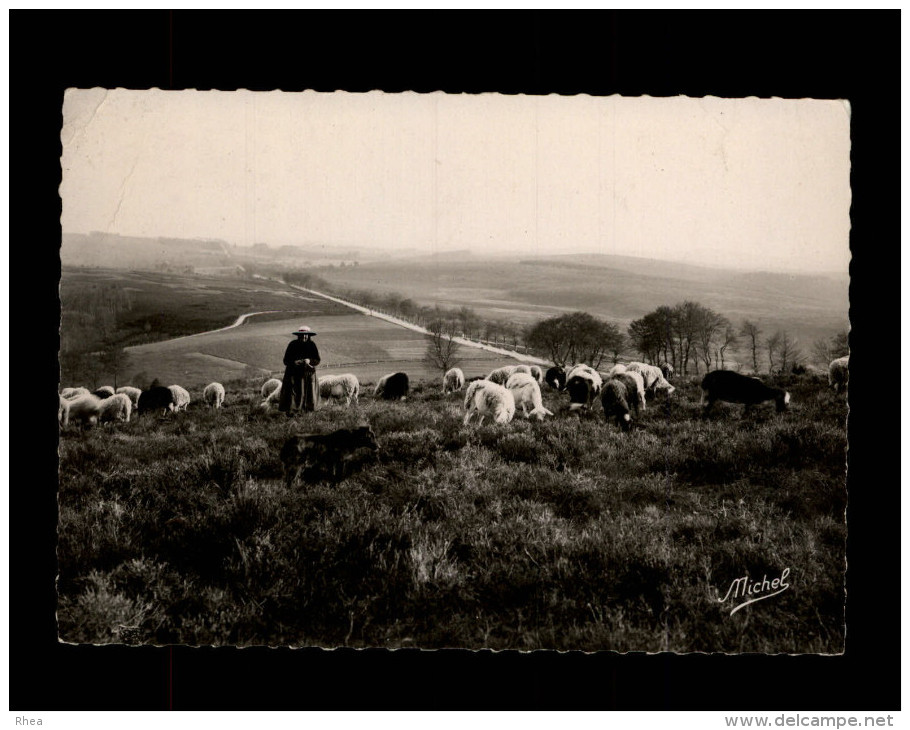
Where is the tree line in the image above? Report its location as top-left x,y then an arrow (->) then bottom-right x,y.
60,266 -> 848,386
283,268 -> 848,376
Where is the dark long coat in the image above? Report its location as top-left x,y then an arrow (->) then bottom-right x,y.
278,337 -> 321,413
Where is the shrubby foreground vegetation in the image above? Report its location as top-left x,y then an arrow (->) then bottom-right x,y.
57,372 -> 847,653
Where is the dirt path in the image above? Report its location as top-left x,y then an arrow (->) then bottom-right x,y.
123,310 -> 286,351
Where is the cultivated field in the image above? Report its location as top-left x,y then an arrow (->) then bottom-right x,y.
314,255 -> 850,350
57,371 -> 847,653
123,313 -> 509,388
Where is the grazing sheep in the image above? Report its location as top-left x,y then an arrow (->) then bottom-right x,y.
529,365 -> 544,384
260,383 -> 283,409
611,371 -> 647,415
660,361 -> 675,380
280,425 -> 380,486
463,379 -> 516,425
601,378 -> 633,431
319,373 -> 360,406
505,372 -> 553,421
93,386 -> 116,399
828,356 -> 849,393
115,386 -> 142,408
625,362 -> 676,397
203,382 -> 226,409
607,363 -> 628,378
486,364 -> 530,386
137,386 -> 176,416
545,366 -> 567,391
168,385 -> 191,412
58,395 -> 70,426
443,367 -> 466,394
62,393 -> 105,428
61,387 -> 90,400
99,393 -> 132,423
260,378 -> 282,399
701,370 -> 790,416
565,365 -> 603,412
374,372 -> 409,400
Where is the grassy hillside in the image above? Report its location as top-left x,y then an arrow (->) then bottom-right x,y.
57,372 -> 847,653
313,255 -> 849,351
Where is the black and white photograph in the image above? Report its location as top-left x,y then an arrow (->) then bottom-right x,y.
56,88 -> 850,654
14,9 -> 898,715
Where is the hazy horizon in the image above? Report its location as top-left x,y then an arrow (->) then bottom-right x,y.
61,90 -> 851,275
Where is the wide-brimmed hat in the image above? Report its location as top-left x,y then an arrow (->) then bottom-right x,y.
292,325 -> 317,336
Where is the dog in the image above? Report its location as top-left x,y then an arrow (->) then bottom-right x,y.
280,425 -> 380,486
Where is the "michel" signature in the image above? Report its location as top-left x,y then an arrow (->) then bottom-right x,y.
718,568 -> 790,615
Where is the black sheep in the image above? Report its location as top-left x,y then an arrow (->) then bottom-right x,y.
601,379 -> 633,431
374,372 -> 409,400
701,370 -> 790,415
137,386 -> 176,416
545,366 -> 567,391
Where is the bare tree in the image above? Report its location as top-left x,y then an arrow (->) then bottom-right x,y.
424,318 -> 462,373
716,326 -> 739,370
765,331 -> 782,374
777,330 -> 804,374
740,320 -> 763,373
811,329 -> 850,367
527,312 -> 624,369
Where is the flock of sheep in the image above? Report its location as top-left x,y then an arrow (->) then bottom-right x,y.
58,382 -> 224,428
58,355 -> 848,433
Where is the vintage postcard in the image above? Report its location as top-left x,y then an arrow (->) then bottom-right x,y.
57,89 -> 850,653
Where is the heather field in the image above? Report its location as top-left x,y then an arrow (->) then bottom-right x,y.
57,372 -> 847,653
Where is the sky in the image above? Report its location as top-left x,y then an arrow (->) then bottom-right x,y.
60,89 -> 851,273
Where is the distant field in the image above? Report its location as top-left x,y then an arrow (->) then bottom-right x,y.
314,256 -> 850,352
61,268 -> 345,346
125,313 -> 510,390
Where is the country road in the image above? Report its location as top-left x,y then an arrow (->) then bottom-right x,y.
289,285 -> 551,367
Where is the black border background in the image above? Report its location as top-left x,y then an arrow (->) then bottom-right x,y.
12,10 -> 898,711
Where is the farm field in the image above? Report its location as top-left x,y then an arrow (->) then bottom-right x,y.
313,255 -> 850,350
57,372 -> 847,653
123,313 -> 509,389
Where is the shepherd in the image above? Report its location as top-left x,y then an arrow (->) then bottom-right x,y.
278,325 -> 321,416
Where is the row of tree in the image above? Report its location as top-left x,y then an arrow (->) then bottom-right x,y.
425,299 -> 848,377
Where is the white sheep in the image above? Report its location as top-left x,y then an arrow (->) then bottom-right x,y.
93,385 -> 116,399
168,384 -> 191,411
260,378 -> 282,399
607,364 -> 627,378
529,365 -> 544,385
443,367 -> 466,394
61,387 -> 90,400
486,364 -> 531,386
318,373 -> 360,406
115,386 -> 142,408
203,382 -> 226,409
828,356 -> 849,393
625,362 -> 676,397
505,371 -> 554,420
99,393 -> 132,423
62,393 -> 105,428
463,379 -> 516,425
58,395 -> 70,425
259,383 -> 283,410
